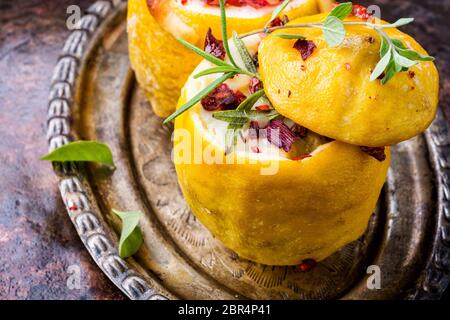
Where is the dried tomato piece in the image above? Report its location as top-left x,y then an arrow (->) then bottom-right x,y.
298,259 -> 317,272
360,146 -> 386,161
351,4 -> 371,20
293,39 -> 316,60
292,124 -> 308,138
267,119 -> 298,152
249,77 -> 263,94
204,28 -> 225,60
269,17 -> 283,27
201,84 -> 246,111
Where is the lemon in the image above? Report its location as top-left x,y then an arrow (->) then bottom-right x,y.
259,13 -> 439,147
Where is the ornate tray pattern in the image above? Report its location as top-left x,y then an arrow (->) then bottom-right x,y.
46,0 -> 450,299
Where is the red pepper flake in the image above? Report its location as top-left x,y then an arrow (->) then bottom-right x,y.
292,154 -> 312,161
408,71 -> 415,78
366,36 -> 375,44
204,28 -> 225,60
267,119 -> 298,152
298,259 -> 317,272
351,4 -> 372,20
360,146 -> 386,162
251,146 -> 261,153
249,77 -> 263,94
293,39 -> 316,61
68,204 -> 78,211
255,104 -> 271,111
344,63 -> 351,70
181,0 -> 188,4
300,65 -> 306,71
287,90 -> 291,97
201,84 -> 246,111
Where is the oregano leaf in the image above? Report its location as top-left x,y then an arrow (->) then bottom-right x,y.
40,140 -> 114,166
328,2 -> 353,20
323,16 -> 346,47
112,209 -> 143,258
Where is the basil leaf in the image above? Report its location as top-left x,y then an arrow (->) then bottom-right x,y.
379,18 -> 414,28
112,209 -> 144,258
328,2 -> 352,20
177,38 -> 229,67
323,16 -> 346,47
232,31 -> 257,74
393,50 -> 417,68
194,66 -> 239,78
266,0 -> 291,28
40,140 -> 114,166
397,48 -> 434,61
236,89 -> 265,111
219,0 -> 238,68
272,33 -> 306,40
164,72 -> 235,124
370,48 -> 392,81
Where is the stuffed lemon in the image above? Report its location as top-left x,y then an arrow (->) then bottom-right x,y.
127,0 -> 328,117
259,13 -> 439,147
168,2 -> 438,265
173,31 -> 390,265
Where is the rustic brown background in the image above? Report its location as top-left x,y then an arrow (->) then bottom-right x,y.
0,0 -> 448,299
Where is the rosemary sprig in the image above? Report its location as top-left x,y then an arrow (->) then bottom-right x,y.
232,31 -> 258,74
163,72 -> 235,124
219,0 -> 238,68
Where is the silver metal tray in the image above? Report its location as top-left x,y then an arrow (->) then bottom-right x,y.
46,0 -> 450,299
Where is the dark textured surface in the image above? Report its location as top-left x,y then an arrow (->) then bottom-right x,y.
0,0 -> 125,299
0,0 -> 449,300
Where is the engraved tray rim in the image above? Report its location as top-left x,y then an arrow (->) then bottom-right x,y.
46,0 -> 450,300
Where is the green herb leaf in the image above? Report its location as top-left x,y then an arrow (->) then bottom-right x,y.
265,0 -> 291,28
328,2 -> 353,20
112,209 -> 144,258
163,72 -> 235,124
392,50 -> 417,68
236,89 -> 265,111
380,35 -> 390,57
219,0 -> 238,67
177,38 -> 230,67
194,66 -> 240,78
323,16 -> 346,47
232,31 -> 257,74
370,48 -> 391,81
391,38 -> 407,49
40,140 -> 114,166
381,59 -> 398,84
213,109 -> 279,124
272,33 -> 306,40
397,48 -> 434,61
378,18 -> 414,28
